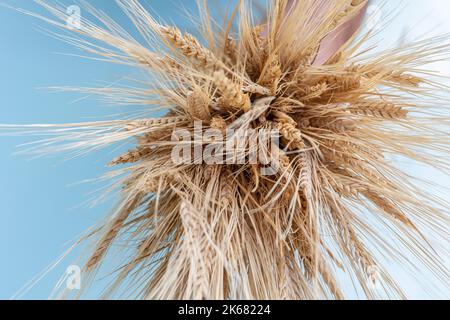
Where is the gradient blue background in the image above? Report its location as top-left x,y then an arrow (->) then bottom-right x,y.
0,0 -> 448,299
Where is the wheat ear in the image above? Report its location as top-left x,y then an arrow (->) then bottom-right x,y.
299,152 -> 313,199
187,89 -> 211,121
350,101 -> 408,119
161,26 -> 219,69
301,82 -> 329,100
276,122 -> 305,150
363,190 -> 417,229
242,83 -> 271,95
310,117 -> 356,133
125,116 -> 189,131
259,54 -> 282,95
213,70 -> 251,112
109,146 -> 151,166
86,194 -> 142,269
318,257 -> 344,300
179,201 -> 211,300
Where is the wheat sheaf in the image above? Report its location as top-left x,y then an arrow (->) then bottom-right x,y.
8,0 -> 450,299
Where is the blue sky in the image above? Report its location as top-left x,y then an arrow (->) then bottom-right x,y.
0,0 -> 448,299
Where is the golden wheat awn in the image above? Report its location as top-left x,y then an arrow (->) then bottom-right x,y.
5,0 -> 450,299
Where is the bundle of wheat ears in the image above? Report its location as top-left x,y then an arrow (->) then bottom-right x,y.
9,0 -> 450,299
